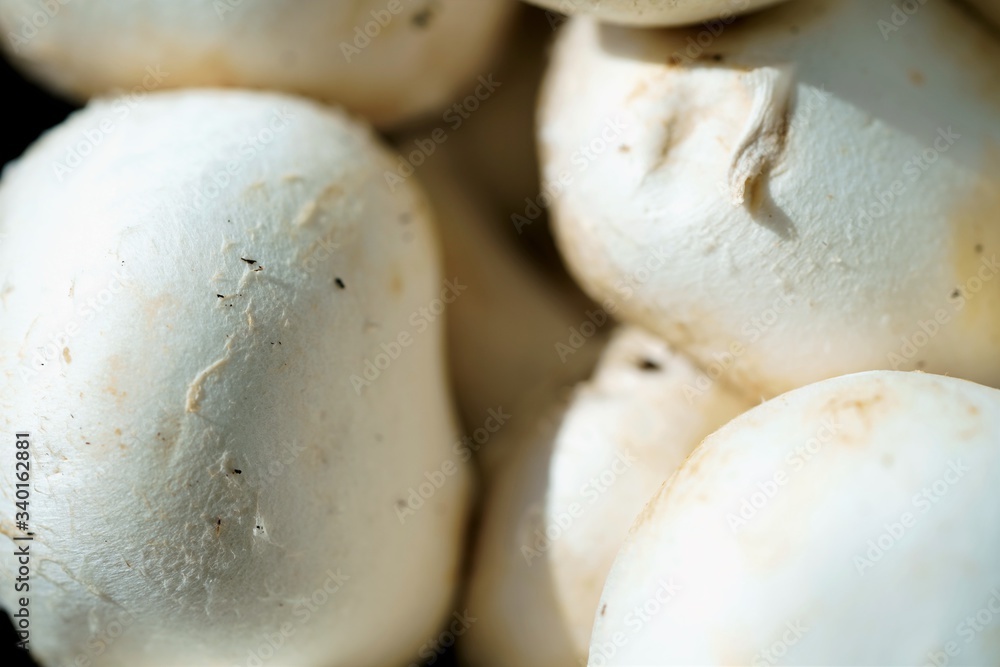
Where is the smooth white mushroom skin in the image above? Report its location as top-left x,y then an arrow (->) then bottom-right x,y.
0,0 -> 516,128
591,370 -> 1000,666
0,89 -> 469,667
417,147 -> 603,472
523,0 -> 790,26
540,0 -> 1000,399
463,326 -> 753,667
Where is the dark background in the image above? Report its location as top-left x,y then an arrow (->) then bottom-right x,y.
0,54 -> 73,173
0,613 -> 36,667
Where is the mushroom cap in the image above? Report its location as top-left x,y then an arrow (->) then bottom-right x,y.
0,89 -> 469,667
591,370 -> 1000,665
463,326 -> 752,666
539,0 -> 1000,399
0,0 -> 516,128
523,0 -> 790,27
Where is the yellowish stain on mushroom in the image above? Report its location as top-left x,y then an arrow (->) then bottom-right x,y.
821,393 -> 884,441
244,300 -> 256,333
949,147 -> 1000,344
144,293 -> 182,329
649,111 -> 696,175
627,78 -> 648,102
0,521 -> 19,540
190,49 -> 241,87
62,347 -> 71,363
390,270 -> 403,297
627,477 -> 673,535
185,350 -> 232,413
0,282 -> 12,309
293,182 -> 345,229
293,199 -> 318,227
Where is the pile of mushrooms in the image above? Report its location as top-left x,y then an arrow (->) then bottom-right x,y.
0,0 -> 997,666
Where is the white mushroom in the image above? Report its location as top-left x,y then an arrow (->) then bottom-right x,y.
0,0 -> 516,128
539,0 -> 1000,399
0,89 -> 470,667
416,146 -> 604,473
523,0 -> 790,26
590,370 -> 1000,666
462,325 -> 752,666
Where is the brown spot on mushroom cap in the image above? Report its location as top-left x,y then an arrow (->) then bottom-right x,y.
823,393 -> 884,416
411,6 -> 434,28
627,79 -> 649,102
694,53 -> 724,63
637,357 -> 662,371
818,390 -> 889,444
185,50 -> 241,87
950,146 -> 1000,345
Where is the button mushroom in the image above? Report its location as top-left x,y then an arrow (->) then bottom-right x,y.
0,0 -> 516,128
0,89 -> 470,667
591,370 -> 1000,666
463,325 -> 752,666
523,0 -> 791,26
539,0 -> 1000,399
